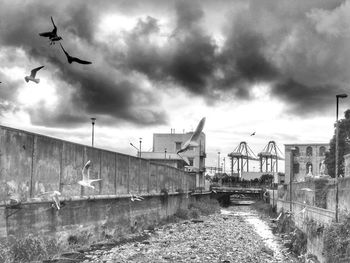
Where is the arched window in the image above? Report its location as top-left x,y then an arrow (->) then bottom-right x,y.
319,146 -> 326,156
306,146 -> 313,156
293,162 -> 300,174
294,146 -> 300,156
306,162 -> 313,174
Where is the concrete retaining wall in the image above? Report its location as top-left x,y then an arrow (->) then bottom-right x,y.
0,125 -> 199,242
0,193 -> 208,244
0,125 -> 195,203
277,178 -> 341,263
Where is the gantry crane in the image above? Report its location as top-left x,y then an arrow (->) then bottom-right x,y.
228,141 -> 259,177
258,141 -> 284,173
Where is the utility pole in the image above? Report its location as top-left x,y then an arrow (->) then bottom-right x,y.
91,118 -> 96,147
139,138 -> 142,158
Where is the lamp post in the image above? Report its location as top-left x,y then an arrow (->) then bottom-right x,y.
335,93 -> 348,222
164,148 -> 167,159
223,157 -> 226,174
139,138 -> 142,158
91,118 -> 96,148
290,147 -> 296,212
217,152 -> 221,173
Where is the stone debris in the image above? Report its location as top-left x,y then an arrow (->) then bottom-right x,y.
82,206 -> 300,263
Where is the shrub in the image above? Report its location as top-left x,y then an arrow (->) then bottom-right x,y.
323,217 -> 350,263
0,235 -> 60,263
188,199 -> 220,216
174,208 -> 189,220
251,200 -> 276,218
188,208 -> 200,219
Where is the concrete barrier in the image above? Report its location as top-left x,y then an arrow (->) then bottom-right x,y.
0,125 -> 198,242
0,125 -> 195,204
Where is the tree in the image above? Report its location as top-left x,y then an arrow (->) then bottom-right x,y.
259,173 -> 274,184
325,109 -> 350,177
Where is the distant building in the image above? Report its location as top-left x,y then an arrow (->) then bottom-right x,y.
141,132 -> 206,188
139,152 -> 188,170
285,143 -> 329,183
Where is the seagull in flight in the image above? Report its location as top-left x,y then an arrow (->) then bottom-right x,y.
78,160 -> 101,189
39,191 -> 61,210
25,66 -> 44,84
177,117 -> 206,154
130,194 -> 144,201
60,43 -> 92,65
39,16 -> 62,45
250,132 -> 256,136
299,187 -> 314,192
270,212 -> 282,223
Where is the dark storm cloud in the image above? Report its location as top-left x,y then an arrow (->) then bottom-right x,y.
217,14 -> 279,97
175,0 -> 204,30
0,0 -> 167,128
0,0 -> 349,129
62,4 -> 96,43
124,1 -> 217,95
274,79 -> 337,116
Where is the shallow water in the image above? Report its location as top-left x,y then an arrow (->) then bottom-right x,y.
221,207 -> 288,262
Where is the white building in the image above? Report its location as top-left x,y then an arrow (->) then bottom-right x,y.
141,132 -> 206,188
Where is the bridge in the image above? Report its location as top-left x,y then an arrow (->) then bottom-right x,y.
211,186 -> 264,205
211,186 -> 263,194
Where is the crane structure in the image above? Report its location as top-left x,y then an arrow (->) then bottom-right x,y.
258,141 -> 284,173
228,141 -> 259,177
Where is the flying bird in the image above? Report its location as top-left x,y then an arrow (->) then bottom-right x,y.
250,132 -> 256,136
39,16 -> 62,45
24,66 -> 44,84
78,160 -> 101,189
7,193 -> 21,207
130,194 -> 144,202
270,212 -> 282,223
60,43 -> 92,65
177,117 -> 206,154
39,191 -> 61,210
299,188 -> 314,192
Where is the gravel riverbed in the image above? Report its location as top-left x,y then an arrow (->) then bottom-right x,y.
82,206 -> 299,263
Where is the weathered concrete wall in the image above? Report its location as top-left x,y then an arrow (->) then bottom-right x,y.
1,193 -> 209,245
277,199 -> 334,263
0,125 -> 195,204
0,125 -> 200,244
277,179 -> 340,263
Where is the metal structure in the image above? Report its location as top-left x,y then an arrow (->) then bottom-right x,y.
228,141 -> 259,177
258,141 -> 284,173
206,166 -> 223,174
91,118 -> 96,148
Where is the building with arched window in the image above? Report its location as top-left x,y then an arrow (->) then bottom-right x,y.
285,143 -> 329,183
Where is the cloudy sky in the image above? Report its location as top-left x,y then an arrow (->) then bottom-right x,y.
0,0 -> 349,170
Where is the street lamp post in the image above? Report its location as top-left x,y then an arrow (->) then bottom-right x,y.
139,138 -> 142,158
223,157 -> 226,174
217,152 -> 221,173
290,147 -> 296,212
335,93 -> 348,222
164,148 -> 167,159
91,118 -> 96,148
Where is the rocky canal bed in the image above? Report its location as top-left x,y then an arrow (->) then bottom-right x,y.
78,206 -> 300,263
